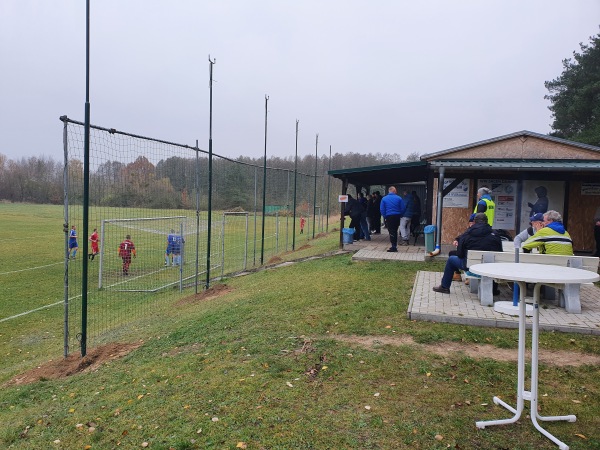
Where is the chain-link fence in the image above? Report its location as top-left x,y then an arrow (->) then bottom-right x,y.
61,117 -> 341,356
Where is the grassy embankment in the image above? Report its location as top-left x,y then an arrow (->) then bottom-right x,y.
1,203 -> 599,449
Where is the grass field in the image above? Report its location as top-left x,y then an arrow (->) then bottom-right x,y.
0,202 -> 322,358
1,203 -> 600,449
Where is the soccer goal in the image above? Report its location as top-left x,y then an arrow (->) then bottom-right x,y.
98,216 -> 195,292
219,211 -> 250,276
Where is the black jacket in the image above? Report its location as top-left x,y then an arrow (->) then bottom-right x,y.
456,223 -> 502,259
344,196 -> 365,220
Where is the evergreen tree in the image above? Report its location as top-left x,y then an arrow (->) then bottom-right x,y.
545,30 -> 600,146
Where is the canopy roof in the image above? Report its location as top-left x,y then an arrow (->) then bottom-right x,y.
328,131 -> 600,187
328,161 -> 428,187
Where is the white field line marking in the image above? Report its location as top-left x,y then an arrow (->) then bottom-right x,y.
0,262 -> 63,276
0,294 -> 81,323
1,266 -> 176,322
0,236 -> 50,242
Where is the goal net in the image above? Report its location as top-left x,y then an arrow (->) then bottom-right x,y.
98,216 -> 198,292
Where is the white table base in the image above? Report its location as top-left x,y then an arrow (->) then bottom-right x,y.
476,282 -> 576,450
494,300 -> 533,316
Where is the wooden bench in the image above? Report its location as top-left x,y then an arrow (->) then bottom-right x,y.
465,250 -> 599,313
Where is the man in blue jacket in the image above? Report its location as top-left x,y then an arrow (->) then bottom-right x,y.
400,190 -> 414,246
379,186 -> 406,252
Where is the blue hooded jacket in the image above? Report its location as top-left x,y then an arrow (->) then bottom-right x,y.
402,193 -> 414,218
380,192 -> 406,218
546,221 -> 566,234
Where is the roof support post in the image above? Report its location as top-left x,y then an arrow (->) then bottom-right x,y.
433,167 -> 445,254
340,178 -> 348,248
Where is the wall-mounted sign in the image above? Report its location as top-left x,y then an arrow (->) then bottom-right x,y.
581,183 -> 600,195
443,178 -> 469,208
478,179 -> 517,228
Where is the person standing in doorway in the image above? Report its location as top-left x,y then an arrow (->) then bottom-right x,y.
410,190 -> 422,236
372,191 -> 382,234
399,190 -> 414,246
366,193 -> 375,233
379,186 -> 406,252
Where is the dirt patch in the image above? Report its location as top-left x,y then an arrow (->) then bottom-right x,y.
297,244 -> 311,251
4,342 -> 142,386
268,256 -> 283,264
175,283 -> 232,306
315,232 -> 327,239
331,334 -> 600,367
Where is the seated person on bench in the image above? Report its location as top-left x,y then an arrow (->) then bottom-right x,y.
514,213 -> 545,252
522,210 -> 573,255
433,213 -> 503,294
449,213 -> 477,281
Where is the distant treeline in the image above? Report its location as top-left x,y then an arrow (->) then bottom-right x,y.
0,151 -> 417,209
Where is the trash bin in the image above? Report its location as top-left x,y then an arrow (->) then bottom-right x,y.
342,228 -> 355,244
424,225 -> 436,253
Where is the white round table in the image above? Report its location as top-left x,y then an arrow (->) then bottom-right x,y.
469,263 -> 599,450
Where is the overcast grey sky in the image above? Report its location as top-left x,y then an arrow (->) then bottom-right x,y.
1,1 -> 599,163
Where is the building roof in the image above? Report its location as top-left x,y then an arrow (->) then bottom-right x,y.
429,159 -> 600,171
328,161 -> 428,186
421,130 -> 600,160
328,131 -> 600,188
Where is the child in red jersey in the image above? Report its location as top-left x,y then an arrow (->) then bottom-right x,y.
118,235 -> 136,275
89,228 -> 99,260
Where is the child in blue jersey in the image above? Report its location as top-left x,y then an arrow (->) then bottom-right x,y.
69,225 -> 78,259
171,234 -> 184,266
165,229 -> 176,266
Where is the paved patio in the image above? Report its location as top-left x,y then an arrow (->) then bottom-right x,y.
345,232 -> 600,335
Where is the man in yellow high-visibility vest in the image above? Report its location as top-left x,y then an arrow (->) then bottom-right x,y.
474,187 -> 495,227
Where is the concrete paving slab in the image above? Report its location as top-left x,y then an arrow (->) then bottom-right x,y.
342,233 -> 600,335
410,270 -> 600,335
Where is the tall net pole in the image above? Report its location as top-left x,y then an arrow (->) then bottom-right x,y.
206,56 -> 215,289
195,140 -> 200,294
312,133 -> 318,238
292,120 -> 299,250
253,166 -> 258,266
62,119 -> 70,358
260,95 -> 269,264
326,145 -> 332,232
81,0 -> 91,357
285,170 -> 290,251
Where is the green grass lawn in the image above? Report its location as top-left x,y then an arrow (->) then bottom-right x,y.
0,202 -> 328,358
1,204 -> 599,449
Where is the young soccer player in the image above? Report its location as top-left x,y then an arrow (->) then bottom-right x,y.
89,228 -> 99,260
118,235 -> 136,276
69,225 -> 78,259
